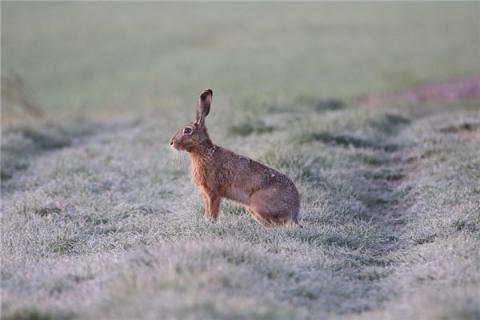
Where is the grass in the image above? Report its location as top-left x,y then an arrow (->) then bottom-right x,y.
2,2 -> 479,118
2,103 -> 479,320
1,2 -> 480,320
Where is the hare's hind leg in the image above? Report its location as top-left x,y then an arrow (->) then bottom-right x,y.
247,189 -> 293,226
246,207 -> 291,226
246,207 -> 272,227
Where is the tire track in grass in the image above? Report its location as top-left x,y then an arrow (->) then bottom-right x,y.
1,118 -> 142,193
353,109 -> 480,320
338,109 -> 478,317
282,101 -> 470,315
257,106 -> 416,314
330,114 -> 413,313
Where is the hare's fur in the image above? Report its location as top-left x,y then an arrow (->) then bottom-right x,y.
170,89 -> 300,226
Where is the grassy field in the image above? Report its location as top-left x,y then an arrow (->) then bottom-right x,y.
1,3 -> 480,320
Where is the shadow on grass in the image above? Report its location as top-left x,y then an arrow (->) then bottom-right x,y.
297,131 -> 399,152
2,309 -> 74,320
228,120 -> 275,137
1,120 -> 98,184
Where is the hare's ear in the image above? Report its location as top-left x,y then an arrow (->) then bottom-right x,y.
196,89 -> 212,127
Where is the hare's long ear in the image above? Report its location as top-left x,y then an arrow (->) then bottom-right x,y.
196,89 -> 212,127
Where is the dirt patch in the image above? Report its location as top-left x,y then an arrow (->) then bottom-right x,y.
356,73 -> 480,106
440,122 -> 479,133
440,122 -> 480,140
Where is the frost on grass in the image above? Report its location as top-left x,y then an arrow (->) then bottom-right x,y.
1,105 -> 480,319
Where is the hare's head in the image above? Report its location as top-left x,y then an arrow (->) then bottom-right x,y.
170,89 -> 213,151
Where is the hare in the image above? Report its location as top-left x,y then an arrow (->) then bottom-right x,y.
169,89 -> 300,227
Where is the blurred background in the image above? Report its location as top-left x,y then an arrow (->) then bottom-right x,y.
2,2 -> 479,121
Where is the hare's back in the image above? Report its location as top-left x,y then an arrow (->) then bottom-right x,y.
219,148 -> 299,199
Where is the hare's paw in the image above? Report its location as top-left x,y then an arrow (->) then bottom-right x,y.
204,215 -> 218,224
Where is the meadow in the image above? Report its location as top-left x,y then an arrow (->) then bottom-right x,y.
1,3 -> 480,320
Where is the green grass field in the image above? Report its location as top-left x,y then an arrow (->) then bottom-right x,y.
1,3 -> 480,320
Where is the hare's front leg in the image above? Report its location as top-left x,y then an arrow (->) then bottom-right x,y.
202,193 -> 221,222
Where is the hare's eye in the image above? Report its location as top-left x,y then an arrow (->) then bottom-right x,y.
183,127 -> 193,135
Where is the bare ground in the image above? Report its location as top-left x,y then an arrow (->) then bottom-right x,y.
356,73 -> 480,107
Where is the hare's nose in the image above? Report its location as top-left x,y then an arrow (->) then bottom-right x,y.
169,139 -> 174,146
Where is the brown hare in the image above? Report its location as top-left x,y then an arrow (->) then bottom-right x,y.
169,89 -> 301,227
